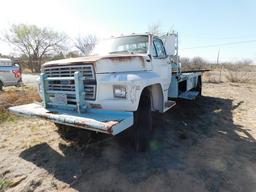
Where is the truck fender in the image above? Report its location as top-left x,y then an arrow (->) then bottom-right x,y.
99,71 -> 166,112
138,84 -> 164,112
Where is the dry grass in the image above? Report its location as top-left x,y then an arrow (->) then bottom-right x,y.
0,86 -> 40,108
224,64 -> 256,83
203,72 -> 221,83
225,71 -> 253,83
202,64 -> 256,84
0,177 -> 10,192
0,108 -> 15,124
0,86 -> 41,124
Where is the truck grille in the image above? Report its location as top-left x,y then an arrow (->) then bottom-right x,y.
43,64 -> 96,100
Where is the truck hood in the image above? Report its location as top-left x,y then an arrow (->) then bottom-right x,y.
42,54 -> 151,73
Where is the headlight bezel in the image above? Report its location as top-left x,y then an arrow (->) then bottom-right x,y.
113,85 -> 127,99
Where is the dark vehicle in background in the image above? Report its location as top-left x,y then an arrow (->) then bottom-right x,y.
0,58 -> 22,91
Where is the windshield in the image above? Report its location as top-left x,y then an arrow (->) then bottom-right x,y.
91,35 -> 148,55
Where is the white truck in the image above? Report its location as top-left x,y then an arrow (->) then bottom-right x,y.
10,33 -> 205,151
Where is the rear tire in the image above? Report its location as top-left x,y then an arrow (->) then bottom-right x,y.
132,90 -> 152,152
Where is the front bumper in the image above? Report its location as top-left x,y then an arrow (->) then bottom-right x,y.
9,103 -> 133,135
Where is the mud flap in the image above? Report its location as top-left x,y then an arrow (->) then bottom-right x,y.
9,103 -> 133,135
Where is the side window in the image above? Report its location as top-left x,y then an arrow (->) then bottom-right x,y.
153,38 -> 167,58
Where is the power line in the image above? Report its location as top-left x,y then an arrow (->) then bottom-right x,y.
181,39 -> 256,50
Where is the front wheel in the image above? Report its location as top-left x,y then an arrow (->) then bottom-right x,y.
132,90 -> 152,152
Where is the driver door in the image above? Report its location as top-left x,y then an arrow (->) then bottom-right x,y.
151,37 -> 172,91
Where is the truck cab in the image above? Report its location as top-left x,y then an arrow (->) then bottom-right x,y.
10,33 -> 203,151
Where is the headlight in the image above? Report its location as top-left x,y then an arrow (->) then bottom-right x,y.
113,85 -> 127,98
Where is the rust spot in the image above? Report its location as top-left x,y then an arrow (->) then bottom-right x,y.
74,118 -> 94,126
104,120 -> 119,128
105,120 -> 120,135
107,127 -> 113,134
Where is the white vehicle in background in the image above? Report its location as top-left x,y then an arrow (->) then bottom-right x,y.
0,58 -> 22,91
10,33 -> 207,151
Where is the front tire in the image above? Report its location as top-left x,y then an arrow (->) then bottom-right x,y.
132,90 -> 152,152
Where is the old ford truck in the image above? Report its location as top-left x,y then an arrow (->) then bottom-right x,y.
9,33 -> 204,151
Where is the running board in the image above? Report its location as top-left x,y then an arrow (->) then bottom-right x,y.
178,91 -> 199,100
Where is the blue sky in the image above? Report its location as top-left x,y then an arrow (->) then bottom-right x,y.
0,0 -> 255,62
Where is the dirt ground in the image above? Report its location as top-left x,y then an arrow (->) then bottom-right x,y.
0,82 -> 256,192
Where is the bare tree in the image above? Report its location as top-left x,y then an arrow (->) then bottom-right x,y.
75,34 -> 97,56
4,24 -> 67,72
191,57 -> 208,69
148,23 -> 162,36
180,57 -> 209,70
180,57 -> 192,70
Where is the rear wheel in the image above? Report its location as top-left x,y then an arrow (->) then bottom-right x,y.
132,90 -> 152,152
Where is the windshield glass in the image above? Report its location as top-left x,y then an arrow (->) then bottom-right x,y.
91,35 -> 148,55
